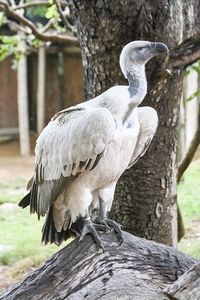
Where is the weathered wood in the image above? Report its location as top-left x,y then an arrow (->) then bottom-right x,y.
37,46 -> 46,134
164,262 -> 200,300
0,56 -> 18,129
0,127 -> 18,136
0,231 -> 197,300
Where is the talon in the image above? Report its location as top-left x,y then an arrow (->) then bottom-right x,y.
96,218 -> 123,244
94,223 -> 110,232
79,218 -> 105,251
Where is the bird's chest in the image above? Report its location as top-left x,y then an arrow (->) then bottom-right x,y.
93,129 -> 138,185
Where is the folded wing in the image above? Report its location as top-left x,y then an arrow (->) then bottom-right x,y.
128,107 -> 158,168
19,107 -> 116,219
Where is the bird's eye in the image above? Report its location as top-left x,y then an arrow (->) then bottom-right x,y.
138,47 -> 143,52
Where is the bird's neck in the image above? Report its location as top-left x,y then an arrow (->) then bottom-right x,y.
126,65 -> 147,102
88,66 -> 147,126
121,66 -> 147,123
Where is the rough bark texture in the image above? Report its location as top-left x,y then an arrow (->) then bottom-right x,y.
68,0 -> 200,246
164,262 -> 200,300
0,231 -> 197,300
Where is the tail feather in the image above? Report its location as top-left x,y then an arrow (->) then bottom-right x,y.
19,192 -> 74,246
42,206 -> 74,245
18,192 -> 31,208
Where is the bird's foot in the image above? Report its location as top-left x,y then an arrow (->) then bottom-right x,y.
95,218 -> 123,244
79,217 -> 104,251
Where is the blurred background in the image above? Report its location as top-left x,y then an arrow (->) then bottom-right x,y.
0,2 -> 200,292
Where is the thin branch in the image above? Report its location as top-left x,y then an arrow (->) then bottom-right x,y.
178,101 -> 200,183
14,0 -> 67,10
40,19 -> 54,33
6,0 -> 12,6
9,0 -> 16,8
169,33 -> 200,70
0,0 -> 78,46
8,20 -> 30,34
53,0 -> 73,32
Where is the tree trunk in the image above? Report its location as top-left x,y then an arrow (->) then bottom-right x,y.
68,0 -> 200,246
0,231 -> 197,300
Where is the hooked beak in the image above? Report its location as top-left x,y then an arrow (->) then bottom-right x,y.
150,42 -> 169,54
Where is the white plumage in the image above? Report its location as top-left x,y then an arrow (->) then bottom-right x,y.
19,40 -> 168,247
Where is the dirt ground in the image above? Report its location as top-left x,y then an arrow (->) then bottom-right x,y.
0,139 -> 35,182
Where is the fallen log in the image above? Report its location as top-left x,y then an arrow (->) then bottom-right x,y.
0,231 -> 198,300
164,262 -> 200,300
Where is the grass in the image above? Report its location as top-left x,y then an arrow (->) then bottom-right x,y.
178,162 -> 200,220
0,206 -> 61,265
178,162 -> 200,258
0,180 -> 26,204
178,238 -> 200,258
0,180 -> 63,266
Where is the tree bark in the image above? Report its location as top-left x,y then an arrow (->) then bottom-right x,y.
164,262 -> 200,300
68,0 -> 200,246
0,231 -> 197,300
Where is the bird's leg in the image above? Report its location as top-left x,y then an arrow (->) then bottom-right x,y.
79,214 -> 104,251
95,197 -> 123,244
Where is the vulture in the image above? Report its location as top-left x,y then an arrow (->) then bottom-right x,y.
19,40 -> 168,249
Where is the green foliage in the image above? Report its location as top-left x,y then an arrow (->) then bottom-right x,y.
185,60 -> 200,77
187,89 -> 200,101
0,35 -> 28,69
0,1 -> 66,63
46,2 -> 59,20
29,38 -> 43,48
0,12 -> 7,27
191,60 -> 200,74
0,35 -> 20,62
25,5 -> 48,19
45,0 -> 64,33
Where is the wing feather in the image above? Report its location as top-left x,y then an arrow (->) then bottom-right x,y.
127,107 -> 158,168
27,106 -> 116,218
35,107 -> 115,179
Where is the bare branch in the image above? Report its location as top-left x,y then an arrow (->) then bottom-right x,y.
169,33 -> 200,70
8,20 -> 30,34
164,262 -> 200,300
40,19 -> 54,33
53,0 -> 73,32
0,0 -> 78,46
178,100 -> 200,183
6,0 -> 12,6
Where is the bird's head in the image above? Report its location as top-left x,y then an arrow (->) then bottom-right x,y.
119,40 -> 168,78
